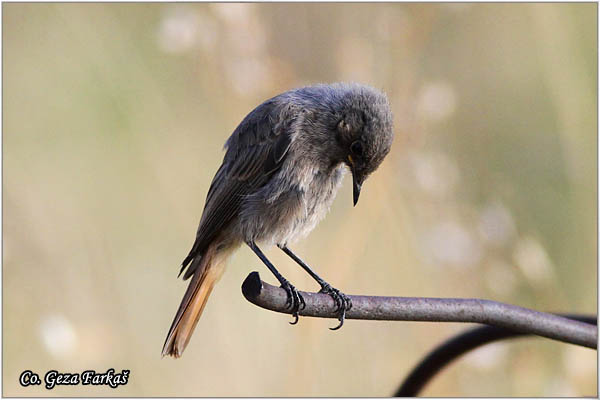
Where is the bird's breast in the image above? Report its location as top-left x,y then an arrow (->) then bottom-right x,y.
240,163 -> 346,246
279,163 -> 346,245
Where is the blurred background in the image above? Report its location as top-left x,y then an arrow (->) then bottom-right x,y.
3,3 -> 597,397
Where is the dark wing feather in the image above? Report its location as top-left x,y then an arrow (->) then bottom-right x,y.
179,98 -> 294,279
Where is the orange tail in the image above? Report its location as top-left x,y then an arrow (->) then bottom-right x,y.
162,243 -> 228,358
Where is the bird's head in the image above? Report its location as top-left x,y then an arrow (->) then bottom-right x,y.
333,85 -> 394,206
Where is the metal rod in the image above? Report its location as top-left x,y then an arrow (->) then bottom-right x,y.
241,271 -> 597,349
395,314 -> 597,397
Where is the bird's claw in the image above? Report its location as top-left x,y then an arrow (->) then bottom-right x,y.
280,280 -> 305,325
319,283 -> 352,330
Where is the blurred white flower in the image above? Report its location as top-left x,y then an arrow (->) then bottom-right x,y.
225,58 -> 269,96
422,221 -> 482,268
463,342 -> 508,370
209,3 -> 268,97
210,3 -> 254,26
483,259 -> 518,296
417,81 -> 458,122
157,9 -> 200,54
478,200 -> 517,247
411,152 -> 460,196
513,236 -> 554,284
39,314 -> 77,359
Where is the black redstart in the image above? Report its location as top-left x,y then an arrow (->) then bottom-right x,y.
163,83 -> 394,358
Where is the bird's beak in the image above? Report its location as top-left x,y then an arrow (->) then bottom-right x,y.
351,166 -> 363,207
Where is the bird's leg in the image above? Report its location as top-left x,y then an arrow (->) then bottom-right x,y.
247,241 -> 305,324
279,245 -> 352,330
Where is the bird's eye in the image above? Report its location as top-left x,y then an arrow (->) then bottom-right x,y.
350,141 -> 363,157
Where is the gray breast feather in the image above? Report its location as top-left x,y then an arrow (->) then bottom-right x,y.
238,158 -> 346,246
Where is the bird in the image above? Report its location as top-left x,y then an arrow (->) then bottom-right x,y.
162,82 -> 394,358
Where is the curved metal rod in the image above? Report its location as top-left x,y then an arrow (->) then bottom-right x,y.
394,314 -> 597,397
241,272 -> 597,349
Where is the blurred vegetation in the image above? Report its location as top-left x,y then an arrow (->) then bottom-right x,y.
3,3 -> 596,397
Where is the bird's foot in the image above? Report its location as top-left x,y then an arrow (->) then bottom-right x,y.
319,283 -> 352,330
280,280 -> 306,325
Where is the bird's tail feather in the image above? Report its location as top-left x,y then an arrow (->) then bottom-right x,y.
162,243 -> 227,358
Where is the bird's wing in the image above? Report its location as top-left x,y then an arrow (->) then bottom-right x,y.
179,98 -> 294,279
